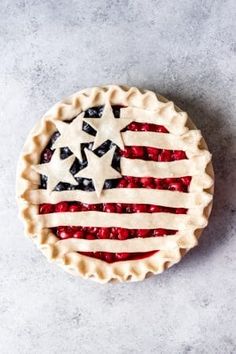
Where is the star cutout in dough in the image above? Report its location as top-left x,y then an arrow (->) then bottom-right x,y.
83,102 -> 133,150
52,112 -> 94,161
75,146 -> 121,197
33,149 -> 77,192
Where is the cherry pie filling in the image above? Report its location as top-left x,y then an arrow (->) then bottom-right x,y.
39,106 -> 191,263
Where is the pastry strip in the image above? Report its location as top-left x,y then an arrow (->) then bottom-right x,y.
120,106 -> 188,135
122,130 -> 202,152
50,234 -> 197,256
24,188 -> 212,208
120,154 -> 211,178
37,211 -> 208,230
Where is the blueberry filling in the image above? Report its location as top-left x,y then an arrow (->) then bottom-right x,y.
39,105 -> 122,191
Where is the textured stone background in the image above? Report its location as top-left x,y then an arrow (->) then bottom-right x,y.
0,1 -> 235,353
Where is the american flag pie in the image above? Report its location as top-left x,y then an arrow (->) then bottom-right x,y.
17,85 -> 214,283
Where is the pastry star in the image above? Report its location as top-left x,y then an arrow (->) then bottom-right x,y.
52,112 -> 94,161
75,146 -> 121,196
33,149 -> 77,191
83,102 -> 133,150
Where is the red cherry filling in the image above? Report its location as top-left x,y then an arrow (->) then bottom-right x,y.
98,228 -> 110,239
56,226 -> 73,239
41,148 -> 53,163
69,203 -> 81,212
40,116 -> 191,263
39,203 -> 54,214
79,251 -> 157,263
52,225 -> 178,240
123,122 -> 169,133
74,230 -> 84,239
120,146 -> 186,161
116,176 -> 190,191
117,228 -> 129,240
55,202 -> 69,212
39,202 -> 187,215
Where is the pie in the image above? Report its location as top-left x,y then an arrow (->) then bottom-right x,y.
16,85 -> 214,283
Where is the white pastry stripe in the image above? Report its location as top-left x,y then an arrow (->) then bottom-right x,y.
122,130 -> 202,153
120,106 -> 188,135
48,233 -> 197,256
120,154 -> 211,178
24,188 -> 212,209
37,211 -> 208,230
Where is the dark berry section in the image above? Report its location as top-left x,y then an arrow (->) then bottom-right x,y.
39,105 -> 122,190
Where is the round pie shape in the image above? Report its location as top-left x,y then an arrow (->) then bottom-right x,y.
16,85 -> 214,283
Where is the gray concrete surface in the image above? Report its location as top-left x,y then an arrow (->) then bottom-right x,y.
0,1 -> 236,353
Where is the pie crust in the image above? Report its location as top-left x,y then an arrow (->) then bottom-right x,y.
16,85 -> 214,283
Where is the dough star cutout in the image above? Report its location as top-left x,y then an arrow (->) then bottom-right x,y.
33,149 -> 77,192
52,112 -> 94,161
75,146 -> 121,196
83,102 -> 133,150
